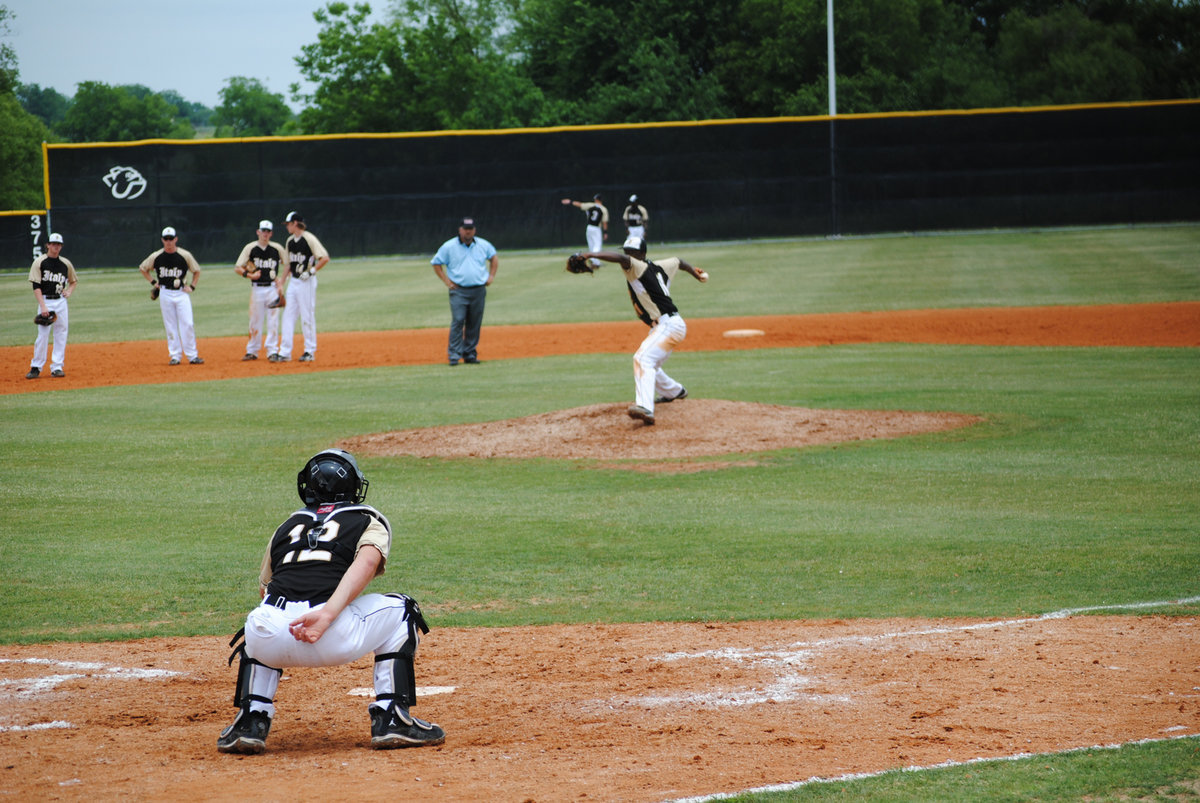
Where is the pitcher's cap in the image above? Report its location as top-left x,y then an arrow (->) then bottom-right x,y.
622,235 -> 647,252
259,220 -> 273,230
161,226 -> 177,238
285,211 -> 303,223
48,232 -> 63,243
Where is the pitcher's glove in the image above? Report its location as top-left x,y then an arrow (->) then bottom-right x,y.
150,283 -> 160,300
34,311 -> 56,326
566,252 -> 594,274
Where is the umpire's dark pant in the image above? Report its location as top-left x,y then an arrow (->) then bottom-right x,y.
447,284 -> 487,362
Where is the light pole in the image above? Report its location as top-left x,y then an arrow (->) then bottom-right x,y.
827,0 -> 840,236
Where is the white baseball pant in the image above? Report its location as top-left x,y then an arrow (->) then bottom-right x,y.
31,297 -> 69,372
279,275 -> 317,358
158,288 -> 199,361
246,286 -> 281,356
633,313 -> 687,414
240,594 -> 417,718
586,224 -> 604,267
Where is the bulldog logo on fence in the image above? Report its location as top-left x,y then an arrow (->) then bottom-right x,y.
102,166 -> 148,200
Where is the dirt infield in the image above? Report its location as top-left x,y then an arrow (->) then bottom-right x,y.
3,302 -> 1198,396
2,304 -> 1198,800
1,616 -> 1197,801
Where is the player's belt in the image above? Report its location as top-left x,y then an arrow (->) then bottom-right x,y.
264,593 -> 328,608
43,294 -> 60,299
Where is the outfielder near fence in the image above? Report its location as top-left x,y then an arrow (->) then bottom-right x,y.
2,100 -> 1198,270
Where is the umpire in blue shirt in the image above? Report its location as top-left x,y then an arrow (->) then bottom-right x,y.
431,217 -> 499,365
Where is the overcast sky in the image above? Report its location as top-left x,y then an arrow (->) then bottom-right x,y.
5,0 -> 378,109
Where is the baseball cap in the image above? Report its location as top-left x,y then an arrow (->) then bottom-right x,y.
48,232 -> 63,244
593,193 -> 602,201
629,194 -> 638,202
285,211 -> 303,223
161,226 -> 177,238
460,217 -> 476,228
259,220 -> 273,230
622,235 -> 647,252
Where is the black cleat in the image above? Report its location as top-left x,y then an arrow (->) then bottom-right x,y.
217,708 -> 271,755
370,705 -> 445,749
627,405 -> 655,425
25,367 -> 40,379
655,387 -> 687,404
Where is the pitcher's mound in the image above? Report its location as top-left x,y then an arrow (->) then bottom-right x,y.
340,400 -> 980,469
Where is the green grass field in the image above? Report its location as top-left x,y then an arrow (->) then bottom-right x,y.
2,224 -> 1198,799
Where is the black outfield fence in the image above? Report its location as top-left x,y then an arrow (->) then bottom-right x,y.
5,100 -> 1198,270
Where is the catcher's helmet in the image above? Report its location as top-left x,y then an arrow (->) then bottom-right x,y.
297,449 -> 369,505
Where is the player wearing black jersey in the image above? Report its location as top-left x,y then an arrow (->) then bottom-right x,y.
26,232 -> 78,379
273,211 -> 330,363
234,220 -> 287,361
622,195 -> 648,241
581,236 -> 708,425
218,449 -> 445,754
138,226 -> 204,365
561,193 -> 609,268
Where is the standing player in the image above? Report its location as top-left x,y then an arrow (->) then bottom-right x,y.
217,449 -> 445,754
622,194 -> 649,241
139,226 -> 204,365
234,220 -> 287,361
561,193 -> 608,268
577,236 -> 708,426
273,211 -> 329,363
26,232 -> 78,379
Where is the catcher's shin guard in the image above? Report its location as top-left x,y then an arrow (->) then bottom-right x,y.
227,627 -> 281,713
373,594 -> 429,709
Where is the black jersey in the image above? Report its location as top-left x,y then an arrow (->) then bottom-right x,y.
246,244 -> 284,286
623,256 -> 680,326
586,205 -> 605,227
149,251 -> 193,288
263,503 -> 392,604
29,255 -> 74,298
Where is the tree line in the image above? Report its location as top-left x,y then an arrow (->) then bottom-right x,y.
1,0 -> 1197,209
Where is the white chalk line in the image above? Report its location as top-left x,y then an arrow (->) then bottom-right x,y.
663,732 -> 1200,803
0,656 -> 182,733
347,685 -> 456,697
648,595 -> 1200,802
636,595 -> 1200,708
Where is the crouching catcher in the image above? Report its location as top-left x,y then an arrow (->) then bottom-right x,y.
218,449 -> 445,754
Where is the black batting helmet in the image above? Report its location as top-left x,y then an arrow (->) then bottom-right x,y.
297,449 -> 369,505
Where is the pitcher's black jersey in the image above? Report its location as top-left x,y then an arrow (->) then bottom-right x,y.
622,256 -> 681,326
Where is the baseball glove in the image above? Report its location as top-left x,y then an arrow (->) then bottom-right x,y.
566,252 -> 594,275
150,284 -> 160,300
34,311 -> 56,326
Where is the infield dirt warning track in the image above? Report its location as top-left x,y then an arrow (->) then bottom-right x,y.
2,302 -> 1198,395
